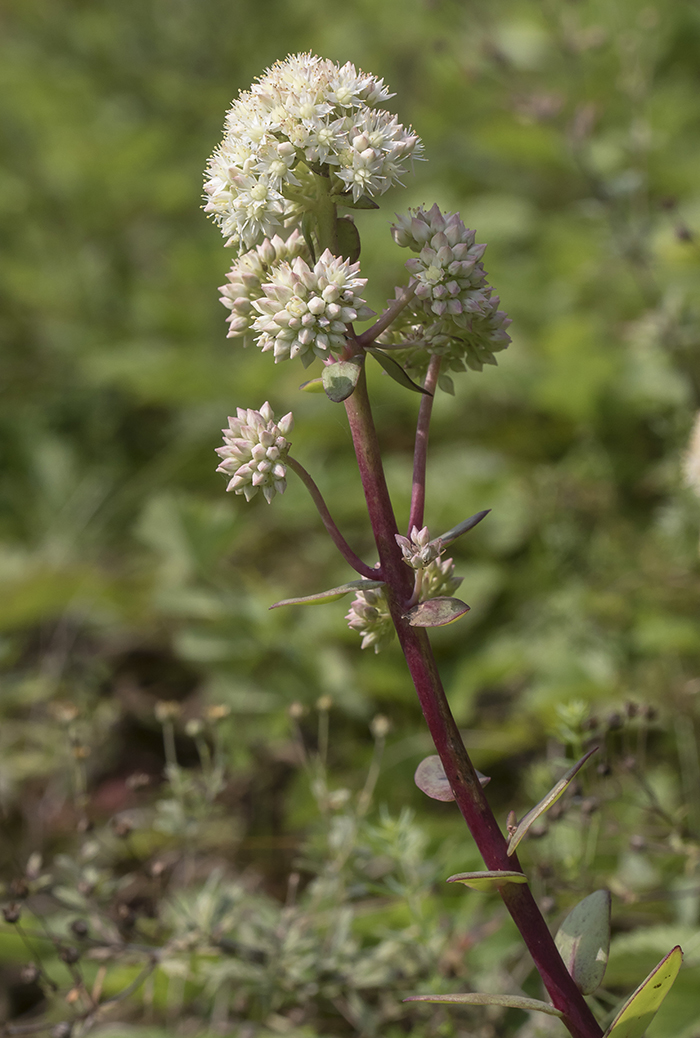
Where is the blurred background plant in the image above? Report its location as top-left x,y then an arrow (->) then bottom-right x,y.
1,0 -> 700,1035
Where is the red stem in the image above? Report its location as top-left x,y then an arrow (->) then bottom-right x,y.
343,367 -> 603,1038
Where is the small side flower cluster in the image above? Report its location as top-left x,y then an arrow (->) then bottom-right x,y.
204,53 -> 423,252
395,525 -> 443,569
251,250 -> 374,365
346,529 -> 463,652
215,403 -> 293,503
385,204 -> 511,379
345,584 -> 394,654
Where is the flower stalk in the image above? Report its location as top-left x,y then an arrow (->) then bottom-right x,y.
343,369 -> 603,1038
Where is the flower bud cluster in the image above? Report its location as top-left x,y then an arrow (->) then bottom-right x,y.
346,545 -> 463,653
395,526 -> 443,569
219,230 -> 310,346
251,250 -> 374,366
386,204 -> 511,379
215,402 -> 293,503
204,53 -> 423,252
345,585 -> 394,654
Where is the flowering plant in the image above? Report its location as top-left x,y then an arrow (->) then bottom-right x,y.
206,54 -> 682,1038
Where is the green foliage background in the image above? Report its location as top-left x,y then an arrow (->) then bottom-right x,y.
2,0 -> 700,1035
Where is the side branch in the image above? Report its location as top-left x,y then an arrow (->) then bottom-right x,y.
286,455 -> 378,580
356,283 -> 416,347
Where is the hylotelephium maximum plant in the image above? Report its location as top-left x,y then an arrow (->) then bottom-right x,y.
204,53 -> 682,1038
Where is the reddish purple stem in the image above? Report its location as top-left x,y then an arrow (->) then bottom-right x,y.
343,365 -> 603,1038
287,454 -> 377,580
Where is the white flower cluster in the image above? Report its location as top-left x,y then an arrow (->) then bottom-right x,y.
250,249 -> 374,366
219,230 -> 310,346
204,53 -> 423,251
387,204 -> 511,378
215,402 -> 293,503
395,525 -> 443,569
346,549 -> 462,653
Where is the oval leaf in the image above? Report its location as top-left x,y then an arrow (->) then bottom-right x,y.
414,755 -> 490,802
439,510 -> 491,545
507,747 -> 598,856
603,946 -> 683,1038
270,579 -> 384,609
336,216 -> 361,263
367,347 -> 432,395
405,597 -> 470,628
322,357 -> 363,403
447,870 -> 528,892
299,377 -> 325,393
555,890 -> 611,995
404,993 -> 563,1019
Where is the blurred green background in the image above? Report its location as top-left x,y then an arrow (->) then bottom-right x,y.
2,0 -> 700,1035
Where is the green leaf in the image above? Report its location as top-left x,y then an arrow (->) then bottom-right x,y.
404,993 -> 564,1018
603,946 -> 683,1038
336,216 -> 361,262
367,347 -> 432,395
322,356 -> 364,402
338,192 -> 380,210
299,377 -> 325,393
439,510 -> 491,545
405,597 -> 470,627
414,754 -> 490,802
438,373 -> 455,395
446,870 -> 529,892
555,890 -> 611,995
507,746 -> 598,855
270,579 -> 384,609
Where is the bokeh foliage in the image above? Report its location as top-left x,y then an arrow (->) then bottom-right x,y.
2,0 -> 700,1035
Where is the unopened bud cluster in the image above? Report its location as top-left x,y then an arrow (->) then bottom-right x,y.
345,584 -> 394,654
251,251 -> 374,365
346,549 -> 462,653
395,526 -> 443,569
215,402 -> 293,503
219,230 -> 310,346
387,204 -> 511,377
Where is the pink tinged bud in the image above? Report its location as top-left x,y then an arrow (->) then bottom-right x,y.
470,243 -> 488,261
432,285 -> 448,299
446,299 -> 463,314
431,301 -> 447,316
307,296 -> 326,315
436,245 -> 453,265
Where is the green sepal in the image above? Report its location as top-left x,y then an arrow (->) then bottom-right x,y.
367,347 -> 432,395
322,356 -> 364,402
603,946 -> 683,1038
446,870 -> 529,892
555,890 -> 611,995
507,747 -> 598,856
270,579 -> 384,609
336,216 -> 361,263
404,993 -> 563,1018
404,597 -> 469,627
299,378 -> 325,393
439,510 -> 491,545
414,754 -> 490,802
